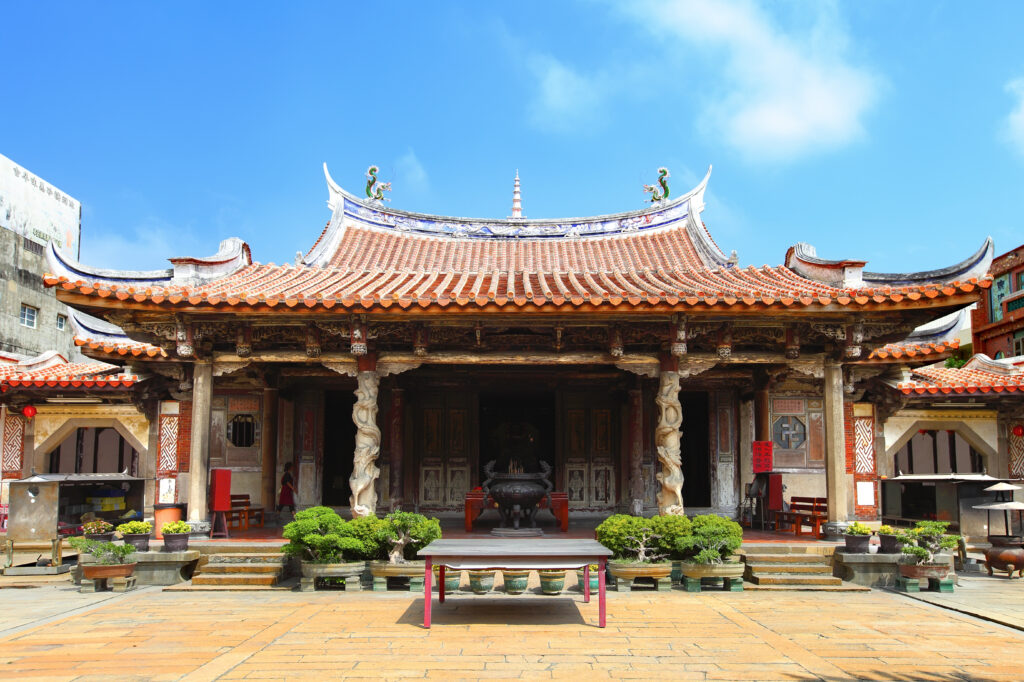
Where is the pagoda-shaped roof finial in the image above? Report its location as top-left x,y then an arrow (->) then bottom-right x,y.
509,169 -> 524,219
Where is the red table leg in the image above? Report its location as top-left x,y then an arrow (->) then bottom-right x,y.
424,557 -> 432,629
583,564 -> 590,603
439,565 -> 446,603
598,557 -> 606,628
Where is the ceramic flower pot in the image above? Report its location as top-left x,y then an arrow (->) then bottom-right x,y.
878,534 -> 901,554
122,533 -> 151,552
81,562 -> 136,580
538,570 -> 566,595
433,566 -> 462,592
898,563 -> 950,581
300,560 -> 368,591
468,570 -> 494,594
844,534 -> 871,554
162,532 -> 190,552
502,569 -> 530,595
85,532 -> 115,542
575,568 -> 599,592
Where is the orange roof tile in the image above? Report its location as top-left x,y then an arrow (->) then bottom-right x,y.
74,335 -> 167,358
0,360 -> 138,391
897,364 -> 1024,394
868,339 -> 960,361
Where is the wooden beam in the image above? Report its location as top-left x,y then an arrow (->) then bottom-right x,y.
378,351 -> 660,366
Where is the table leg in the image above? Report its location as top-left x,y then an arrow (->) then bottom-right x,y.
424,557 -> 432,629
583,564 -> 590,603
439,565 -> 446,603
598,557 -> 606,628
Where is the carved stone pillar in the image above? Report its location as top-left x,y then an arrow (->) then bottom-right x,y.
627,388 -> 644,516
349,370 -> 381,517
655,370 -> 684,515
187,361 -> 213,523
260,388 -> 279,510
389,388 -> 405,511
824,361 -> 848,525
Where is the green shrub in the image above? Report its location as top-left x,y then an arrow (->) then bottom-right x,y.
383,511 -> 442,562
649,514 -> 693,560
692,547 -> 724,565
845,521 -> 873,536
161,520 -> 191,535
877,525 -> 896,535
678,515 -> 743,561
116,520 -> 152,535
82,520 -> 114,534
69,537 -> 135,565
900,521 -> 960,565
347,515 -> 390,560
595,515 -> 652,559
282,506 -> 365,564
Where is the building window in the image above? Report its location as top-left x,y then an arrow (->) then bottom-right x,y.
1014,331 -> 1024,357
19,304 -> 38,329
227,414 -> 257,448
772,416 -> 807,450
22,237 -> 44,256
56,314 -> 67,331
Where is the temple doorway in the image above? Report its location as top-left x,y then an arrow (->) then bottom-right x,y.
681,391 -> 711,508
47,426 -> 139,475
479,390 -> 556,478
322,390 -> 357,507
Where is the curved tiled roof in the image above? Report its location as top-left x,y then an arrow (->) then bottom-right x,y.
69,310 -> 167,358
0,360 -> 137,391
869,339 -> 960,361
895,355 -> 1024,394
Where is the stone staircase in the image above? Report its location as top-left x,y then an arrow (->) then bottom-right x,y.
189,552 -> 287,588
741,545 -> 844,588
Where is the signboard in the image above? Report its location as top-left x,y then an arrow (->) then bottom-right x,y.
0,152 -> 81,258
752,441 -> 774,473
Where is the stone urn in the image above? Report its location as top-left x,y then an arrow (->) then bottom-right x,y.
898,563 -> 950,581
81,562 -> 136,580
369,560 -> 426,591
984,546 -> 1024,578
608,561 -> 673,591
482,460 -> 553,531
300,560 -> 368,592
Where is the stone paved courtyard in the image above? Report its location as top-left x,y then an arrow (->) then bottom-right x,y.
0,580 -> 1022,681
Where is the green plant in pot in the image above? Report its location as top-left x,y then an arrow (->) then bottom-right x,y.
283,506 -> 368,591
82,519 -> 115,541
161,520 -> 192,552
369,511 -> 441,591
876,524 -> 901,554
677,515 -> 745,591
596,514 -> 672,591
70,537 -> 137,580
897,521 -> 960,581
649,514 -> 693,582
843,521 -> 873,554
117,520 -> 153,552
575,564 -> 600,593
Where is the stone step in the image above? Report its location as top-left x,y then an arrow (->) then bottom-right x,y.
745,563 -> 833,575
748,573 -> 842,586
742,553 -> 830,564
200,562 -> 282,574
739,545 -> 827,555
191,573 -> 279,587
206,553 -> 286,564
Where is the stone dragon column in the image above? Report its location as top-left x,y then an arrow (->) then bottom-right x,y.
655,369 -> 685,515
349,368 -> 381,517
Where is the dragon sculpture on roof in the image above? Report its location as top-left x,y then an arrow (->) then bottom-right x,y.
643,167 -> 671,203
365,165 -> 392,202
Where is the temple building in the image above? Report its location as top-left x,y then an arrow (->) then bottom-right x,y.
0,164 -> 1007,534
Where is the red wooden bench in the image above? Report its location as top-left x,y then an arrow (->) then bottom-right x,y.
772,497 -> 827,538
226,494 -> 264,531
464,491 -> 569,533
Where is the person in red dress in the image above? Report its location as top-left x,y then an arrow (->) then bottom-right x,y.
278,462 -> 296,513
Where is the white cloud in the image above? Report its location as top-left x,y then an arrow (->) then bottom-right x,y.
1004,78 -> 1024,157
526,54 -> 611,133
395,148 -> 430,195
79,219 -> 203,271
616,0 -> 880,162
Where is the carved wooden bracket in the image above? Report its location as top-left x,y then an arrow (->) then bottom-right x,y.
413,325 -> 429,357
212,360 -> 251,377
677,359 -> 717,379
609,327 -> 624,358
305,324 -> 322,358
789,359 -> 826,379
350,319 -> 368,356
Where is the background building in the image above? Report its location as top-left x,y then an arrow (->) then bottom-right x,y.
972,244 -> 1024,361
0,153 -> 82,360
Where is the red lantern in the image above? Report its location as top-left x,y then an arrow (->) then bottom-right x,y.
1013,424 -> 1024,438
21,405 -> 37,419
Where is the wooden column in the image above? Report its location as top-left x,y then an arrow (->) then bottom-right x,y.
188,361 -> 213,523
823,361 -> 848,524
754,369 -> 771,442
261,388 -> 279,510
389,388 -> 405,511
627,388 -> 644,515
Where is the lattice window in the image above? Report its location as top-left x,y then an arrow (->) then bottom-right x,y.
2,414 -> 26,473
853,416 -> 874,474
1010,432 -> 1024,479
158,415 -> 179,473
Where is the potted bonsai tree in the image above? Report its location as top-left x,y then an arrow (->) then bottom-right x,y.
283,506 -> 367,592
677,514 -> 744,592
843,521 -> 873,554
70,537 -> 137,581
82,519 -> 115,542
876,525 -> 901,554
898,521 -> 960,582
596,514 -> 673,591
117,520 -> 153,552
650,514 -> 693,583
161,520 -> 192,552
368,511 -> 441,591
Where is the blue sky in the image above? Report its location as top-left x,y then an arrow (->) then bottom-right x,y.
3,1 -> 1023,273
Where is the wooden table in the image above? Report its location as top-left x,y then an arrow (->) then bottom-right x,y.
417,539 -> 613,628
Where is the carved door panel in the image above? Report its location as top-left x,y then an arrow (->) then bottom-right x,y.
416,391 -> 473,510
561,396 -> 618,510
